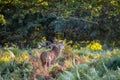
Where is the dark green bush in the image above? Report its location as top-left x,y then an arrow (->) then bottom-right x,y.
0,61 -> 33,80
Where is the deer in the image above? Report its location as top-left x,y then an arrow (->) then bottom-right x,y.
40,42 -> 64,71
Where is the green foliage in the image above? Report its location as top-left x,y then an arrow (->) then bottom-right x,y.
57,71 -> 78,80
102,67 -> 120,80
0,0 -> 120,79
57,58 -> 120,80
9,48 -> 22,55
0,14 -> 6,25
0,61 -> 33,80
57,63 -> 101,80
57,47 -> 120,80
1,42 -> 120,79
105,55 -> 120,70
0,0 -> 120,46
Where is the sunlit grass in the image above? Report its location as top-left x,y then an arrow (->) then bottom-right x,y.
0,42 -> 120,80
15,51 -> 29,63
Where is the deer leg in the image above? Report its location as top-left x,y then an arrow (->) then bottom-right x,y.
43,62 -> 47,72
44,64 -> 47,72
44,59 -> 48,72
41,62 -> 44,68
48,60 -> 51,67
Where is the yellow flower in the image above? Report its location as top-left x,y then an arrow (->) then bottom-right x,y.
112,49 -> 119,55
1,57 -> 10,62
68,40 -> 73,44
42,1 -> 48,6
21,53 -> 29,59
87,40 -> 102,50
83,56 -> 90,63
42,36 -> 46,40
0,51 -> 14,63
15,52 -> 29,63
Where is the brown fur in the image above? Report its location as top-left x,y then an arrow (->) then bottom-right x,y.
40,42 -> 64,71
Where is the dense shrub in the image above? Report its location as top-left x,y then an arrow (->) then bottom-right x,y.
0,61 -> 33,80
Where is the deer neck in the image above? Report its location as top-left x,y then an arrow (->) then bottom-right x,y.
52,46 -> 60,57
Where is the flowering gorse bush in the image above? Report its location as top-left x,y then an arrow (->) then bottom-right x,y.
87,40 -> 102,50
0,51 -> 14,64
0,49 -> 29,64
15,51 -> 29,63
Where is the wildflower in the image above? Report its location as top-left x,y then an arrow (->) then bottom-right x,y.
83,56 -> 90,63
42,36 -> 46,40
15,52 -> 29,63
87,40 -> 102,50
112,49 -> 119,55
21,53 -> 29,60
68,40 -> 73,44
42,1 -> 48,6
0,51 -> 14,63
1,57 -> 10,62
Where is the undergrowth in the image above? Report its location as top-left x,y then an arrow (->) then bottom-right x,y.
0,41 -> 120,80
